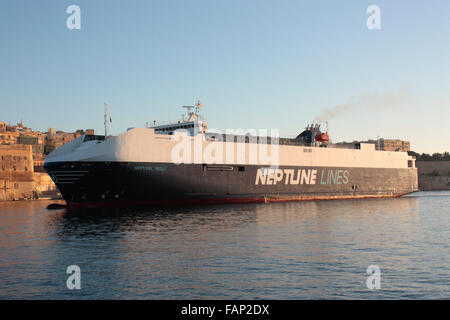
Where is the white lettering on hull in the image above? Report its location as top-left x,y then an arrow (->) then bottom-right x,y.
255,168 -> 318,185
256,168 -> 348,185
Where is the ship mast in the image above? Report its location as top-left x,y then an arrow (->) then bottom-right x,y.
104,103 -> 109,138
182,101 -> 202,117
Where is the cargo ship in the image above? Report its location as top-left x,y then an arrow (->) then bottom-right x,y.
44,103 -> 418,208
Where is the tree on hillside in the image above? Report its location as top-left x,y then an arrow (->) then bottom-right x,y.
409,151 -> 450,161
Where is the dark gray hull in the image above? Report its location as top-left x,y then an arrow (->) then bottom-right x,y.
44,162 -> 418,208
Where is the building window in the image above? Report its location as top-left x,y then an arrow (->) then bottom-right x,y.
14,183 -> 19,189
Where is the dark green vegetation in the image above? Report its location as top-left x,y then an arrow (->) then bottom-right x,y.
408,151 -> 450,161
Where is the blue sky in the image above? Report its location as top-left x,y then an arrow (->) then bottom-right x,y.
1,0 -> 449,153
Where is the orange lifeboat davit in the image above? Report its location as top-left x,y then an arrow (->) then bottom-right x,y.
315,132 -> 330,142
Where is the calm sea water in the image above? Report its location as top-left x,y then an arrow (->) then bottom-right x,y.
0,191 -> 449,299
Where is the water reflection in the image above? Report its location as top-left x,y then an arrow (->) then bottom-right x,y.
54,197 -> 420,236
0,193 -> 448,299
55,204 -> 261,237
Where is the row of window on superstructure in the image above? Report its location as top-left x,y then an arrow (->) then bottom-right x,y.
1,155 -> 28,161
156,124 -> 196,132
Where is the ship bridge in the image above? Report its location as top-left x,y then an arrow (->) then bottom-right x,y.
149,103 -> 207,136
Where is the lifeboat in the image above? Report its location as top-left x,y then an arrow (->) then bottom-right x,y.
315,133 -> 329,142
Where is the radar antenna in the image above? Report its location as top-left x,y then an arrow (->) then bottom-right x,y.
182,100 -> 203,117
182,105 -> 195,114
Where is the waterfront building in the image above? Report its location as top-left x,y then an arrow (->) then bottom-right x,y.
335,138 -> 410,152
0,121 -> 94,200
379,139 -> 410,152
0,145 -> 35,200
